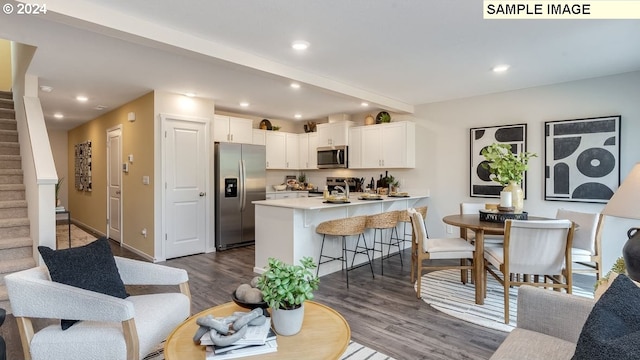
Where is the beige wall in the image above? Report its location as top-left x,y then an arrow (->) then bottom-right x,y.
0,39 -> 11,91
68,91 -> 155,257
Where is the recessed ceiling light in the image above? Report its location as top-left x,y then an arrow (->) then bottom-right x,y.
290,83 -> 301,89
361,102 -> 369,107
291,40 -> 310,50
294,114 -> 302,119
53,113 -> 64,119
492,64 -> 510,73
76,95 -> 88,102
184,92 -> 196,97
94,105 -> 108,110
240,102 -> 250,107
40,85 -> 53,92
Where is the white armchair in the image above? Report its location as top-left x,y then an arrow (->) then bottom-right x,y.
5,256 -> 191,360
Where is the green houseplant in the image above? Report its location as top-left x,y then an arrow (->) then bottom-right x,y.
257,257 -> 319,335
481,143 -> 537,212
481,143 -> 537,186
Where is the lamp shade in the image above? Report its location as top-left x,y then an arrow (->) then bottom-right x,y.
602,163 -> 640,220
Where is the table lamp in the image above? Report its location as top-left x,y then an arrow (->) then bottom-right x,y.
602,163 -> 640,281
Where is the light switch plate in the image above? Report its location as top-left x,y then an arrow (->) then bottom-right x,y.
142,176 -> 150,185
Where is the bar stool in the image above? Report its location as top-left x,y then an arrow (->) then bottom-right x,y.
316,216 -> 374,288
392,206 -> 428,252
366,210 -> 401,275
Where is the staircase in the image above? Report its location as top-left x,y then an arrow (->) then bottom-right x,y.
0,90 -> 36,312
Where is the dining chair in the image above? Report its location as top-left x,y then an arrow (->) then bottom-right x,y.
460,202 -> 504,244
556,209 -> 604,280
484,219 -> 574,324
409,209 -> 475,298
391,206 -> 428,254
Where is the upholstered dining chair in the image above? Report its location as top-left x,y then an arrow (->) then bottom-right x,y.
484,219 -> 574,324
5,256 -> 191,360
409,209 -> 475,298
460,202 -> 504,244
556,209 -> 604,280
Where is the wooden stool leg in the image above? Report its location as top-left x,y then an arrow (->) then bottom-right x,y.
316,235 -> 326,277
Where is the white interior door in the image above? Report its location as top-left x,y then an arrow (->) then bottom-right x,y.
164,116 -> 208,259
107,126 -> 122,243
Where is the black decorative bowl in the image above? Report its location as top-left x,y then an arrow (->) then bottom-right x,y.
231,290 -> 268,310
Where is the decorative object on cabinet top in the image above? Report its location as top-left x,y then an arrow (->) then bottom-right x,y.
259,119 -> 272,130
304,121 -> 317,133
365,114 -> 375,125
376,111 -> 391,124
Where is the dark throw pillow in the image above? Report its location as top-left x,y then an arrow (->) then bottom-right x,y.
38,237 -> 128,330
572,274 -> 640,360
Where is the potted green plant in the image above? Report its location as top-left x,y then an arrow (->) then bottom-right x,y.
257,257 -> 319,335
481,143 -> 537,212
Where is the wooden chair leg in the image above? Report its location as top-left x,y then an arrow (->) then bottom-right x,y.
504,275 -> 510,324
460,259 -> 468,284
416,262 -> 422,299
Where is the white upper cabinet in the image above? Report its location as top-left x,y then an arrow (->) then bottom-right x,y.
285,133 -> 299,169
348,126 -> 362,169
298,132 -> 319,170
317,121 -> 353,147
360,121 -> 415,169
213,115 -> 253,144
252,129 -> 266,145
265,131 -> 286,169
265,131 -> 299,169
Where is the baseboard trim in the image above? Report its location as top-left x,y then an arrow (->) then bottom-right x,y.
70,219 -> 154,262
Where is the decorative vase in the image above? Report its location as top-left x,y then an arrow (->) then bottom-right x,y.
271,302 -> 304,336
623,228 -> 640,282
503,181 -> 524,213
364,114 -> 375,126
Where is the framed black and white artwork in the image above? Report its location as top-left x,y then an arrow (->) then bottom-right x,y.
545,115 -> 621,203
470,124 -> 527,198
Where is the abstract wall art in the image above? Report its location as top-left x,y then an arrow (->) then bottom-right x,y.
545,115 -> 621,203
74,140 -> 92,192
470,124 -> 528,198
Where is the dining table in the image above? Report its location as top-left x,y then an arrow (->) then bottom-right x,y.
442,214 -> 547,305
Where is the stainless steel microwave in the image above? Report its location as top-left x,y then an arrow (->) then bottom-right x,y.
317,146 -> 348,169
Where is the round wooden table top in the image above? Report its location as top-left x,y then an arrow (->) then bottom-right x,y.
164,301 -> 351,360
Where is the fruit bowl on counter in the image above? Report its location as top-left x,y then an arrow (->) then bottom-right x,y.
272,184 -> 287,191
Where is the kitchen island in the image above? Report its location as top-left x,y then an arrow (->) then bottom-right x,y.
252,194 -> 429,276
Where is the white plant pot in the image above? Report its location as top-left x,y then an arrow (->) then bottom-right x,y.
271,302 -> 305,336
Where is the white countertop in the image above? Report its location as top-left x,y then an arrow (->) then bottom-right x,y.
253,193 -> 429,210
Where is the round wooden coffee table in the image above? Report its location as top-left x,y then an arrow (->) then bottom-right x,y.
164,301 -> 351,359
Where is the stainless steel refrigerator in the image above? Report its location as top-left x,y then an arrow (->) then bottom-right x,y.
215,142 -> 266,250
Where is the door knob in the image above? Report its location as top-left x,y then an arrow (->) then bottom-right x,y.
199,192 -> 206,197
115,190 -> 120,195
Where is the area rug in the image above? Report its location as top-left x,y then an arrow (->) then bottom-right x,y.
142,340 -> 396,359
417,269 -> 594,332
56,224 -> 97,249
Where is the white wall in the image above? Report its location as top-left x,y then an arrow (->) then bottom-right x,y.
48,129 -> 68,208
402,71 -> 640,272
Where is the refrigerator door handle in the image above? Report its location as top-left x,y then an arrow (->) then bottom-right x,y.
240,159 -> 247,212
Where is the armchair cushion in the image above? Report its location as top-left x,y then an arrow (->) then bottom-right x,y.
38,237 -> 128,329
572,274 -> 640,360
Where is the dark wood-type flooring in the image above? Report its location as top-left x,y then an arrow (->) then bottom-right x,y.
2,237 -> 596,360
